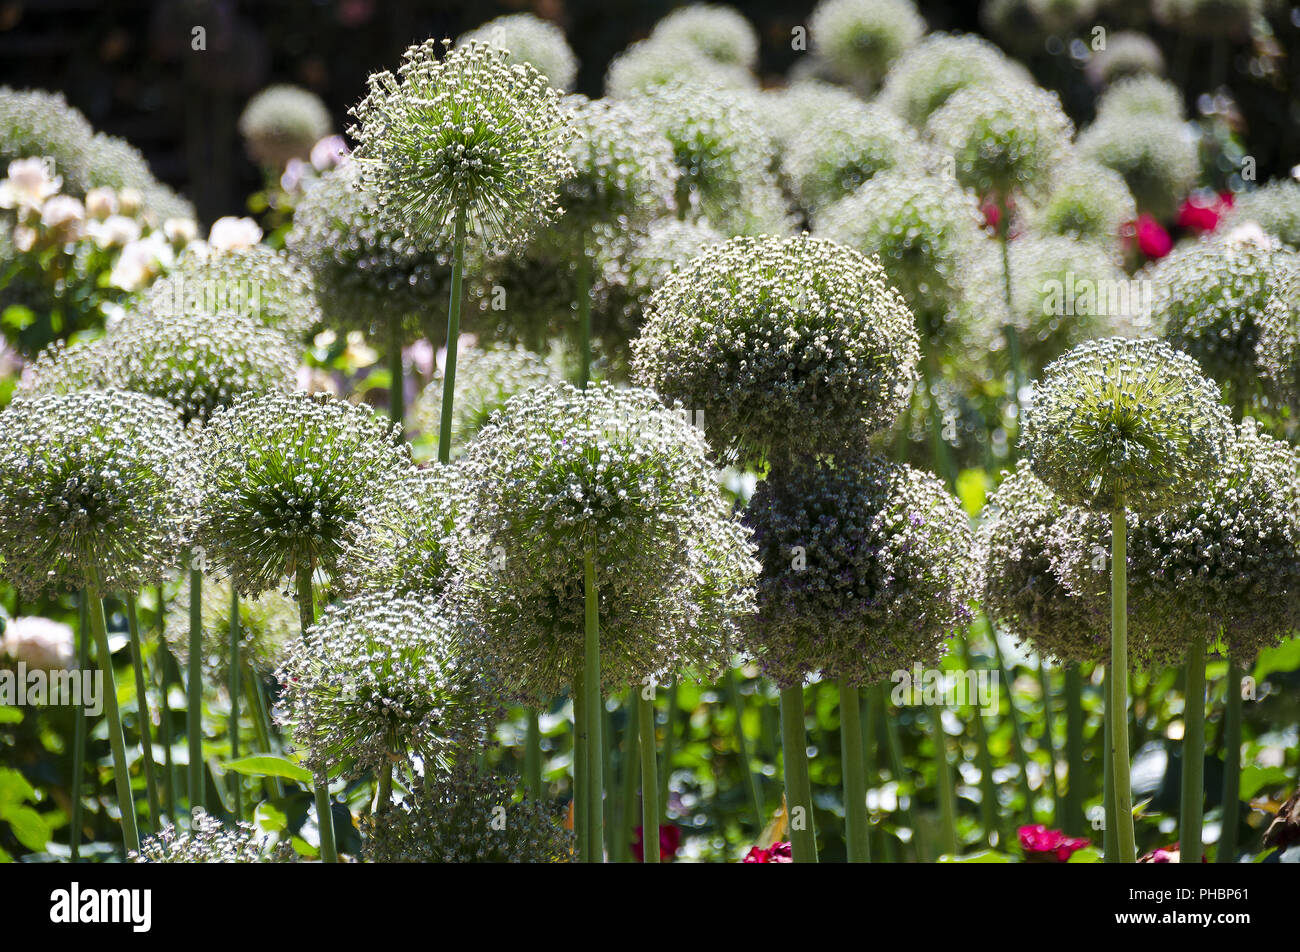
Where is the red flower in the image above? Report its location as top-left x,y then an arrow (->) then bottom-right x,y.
630,824 -> 681,862
743,841 -> 793,863
1018,824 -> 1091,863
1139,845 -> 1208,863
981,199 -> 1001,231
1177,191 -> 1235,233
1125,214 -> 1173,259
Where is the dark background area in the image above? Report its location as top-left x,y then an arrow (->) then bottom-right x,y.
1,0 -> 1295,224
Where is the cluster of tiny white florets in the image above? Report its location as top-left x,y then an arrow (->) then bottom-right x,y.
130,809 -> 296,863
458,13 -> 579,92
757,81 -> 867,153
145,243 -> 322,341
616,216 -> 726,318
238,84 -> 332,169
336,463 -> 462,598
978,460 -> 1107,665
781,100 -> 923,214
1030,160 -> 1138,248
164,574 -> 296,682
1056,420 -> 1300,667
925,82 -> 1073,203
363,765 -> 572,863
879,33 -> 1032,129
815,168 -> 994,350
1085,31 -> 1166,87
453,383 -> 758,703
650,4 -> 760,70
0,390 -> 195,598
1224,180 -> 1300,249
1149,231 -> 1300,408
278,592 -> 495,780
1259,265 -> 1300,413
286,161 -> 452,340
1095,74 -> 1185,122
193,391 -> 410,596
633,234 -> 919,465
1077,112 -> 1197,221
1022,336 -> 1231,513
412,342 -> 563,456
349,39 -> 577,255
810,0 -> 926,87
633,82 -> 792,236
744,454 -> 977,687
604,38 -> 754,100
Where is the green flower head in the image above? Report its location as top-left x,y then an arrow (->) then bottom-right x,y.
238,85 -> 332,169
810,0 -> 926,88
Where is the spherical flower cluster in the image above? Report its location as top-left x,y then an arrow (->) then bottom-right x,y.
1029,160 -> 1137,248
1056,420 -> 1300,667
604,38 -> 754,100
130,810 -> 296,863
453,383 -> 758,702
633,234 -> 919,465
336,463 -> 462,598
978,461 -> 1106,664
1153,0 -> 1260,38
145,243 -> 323,340
193,391 -> 410,596
286,162 -> 453,341
278,592 -> 495,780
743,454 -> 977,687
349,39 -> 577,254
616,216 -> 725,318
879,33 -> 1033,129
458,13 -> 579,91
412,342 -> 562,456
781,101 -> 923,214
809,0 -> 926,88
1148,231 -> 1300,408
815,168 -> 995,350
925,82 -> 1073,203
363,765 -> 573,863
757,81 -> 867,154
238,85 -> 332,169
0,390 -> 195,598
1022,336 -> 1231,513
1085,31 -> 1166,87
1258,266 -> 1300,413
1095,75 -> 1185,122
1223,180 -> 1300,249
650,4 -> 759,70
1078,113 -> 1197,221
164,574 -> 296,682
634,83 -> 791,237
0,87 -> 95,194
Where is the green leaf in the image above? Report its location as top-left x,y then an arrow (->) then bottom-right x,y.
221,755 -> 312,784
0,767 -> 37,807
254,800 -> 288,835
0,804 -> 50,852
1067,846 -> 1103,864
956,468 -> 991,517
1253,636 -> 1300,682
1239,765 -> 1290,801
939,850 -> 1016,863
0,705 -> 22,724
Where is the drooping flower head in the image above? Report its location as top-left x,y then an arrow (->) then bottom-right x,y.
238,85 -> 332,170
879,33 -> 1033,129
130,810 -> 296,863
1149,231 -> 1300,410
164,574 -> 296,682
1078,113 -> 1197,221
458,13 -> 579,91
454,383 -> 758,703
193,391 -> 410,596
743,454 -> 978,687
1022,337 -> 1231,513
926,82 -> 1073,205
810,0 -> 926,88
632,234 -> 919,465
650,4 -> 759,70
349,39 -> 577,254
363,764 -> 573,863
278,592 -> 496,780
0,390 -> 194,598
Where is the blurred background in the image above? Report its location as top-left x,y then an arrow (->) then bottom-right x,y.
1,0 -> 1296,226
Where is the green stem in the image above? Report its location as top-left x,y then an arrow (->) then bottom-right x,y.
86,576 -> 140,853
659,683 -> 677,823
295,564 -> 337,863
921,349 -> 956,488
572,672 -> 588,862
156,585 -> 177,824
436,208 -> 467,465
187,563 -> 204,813
228,587 -> 242,821
638,689 -> 660,863
1037,662 -> 1062,829
1219,654 -> 1243,862
619,691 -> 641,862
524,708 -> 543,801
839,680 -> 870,862
1103,696 -> 1116,862
1109,506 -> 1136,863
602,702 -> 615,861
577,253 -> 592,388
374,760 -> 393,816
1180,634 -> 1206,862
388,312 -> 404,431
1063,664 -> 1086,837
71,590 -> 89,861
990,626 -> 1035,823
246,665 -> 283,800
125,596 -> 161,832
779,683 -> 818,863
877,686 -> 920,860
933,709 -> 959,858
959,636 -> 1000,846
726,668 -> 764,831
583,549 -> 603,862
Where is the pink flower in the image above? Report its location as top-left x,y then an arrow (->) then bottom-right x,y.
1177,191 -> 1234,233
631,825 -> 681,862
1125,214 -> 1173,259
1018,824 -> 1091,863
1139,845 -> 1207,863
743,841 -> 793,863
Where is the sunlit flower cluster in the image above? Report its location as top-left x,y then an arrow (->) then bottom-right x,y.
131,810 -> 296,863
880,33 -> 1032,128
458,13 -> 579,92
810,0 -> 926,88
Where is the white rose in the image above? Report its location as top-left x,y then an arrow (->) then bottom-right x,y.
0,157 -> 61,212
163,217 -> 198,246
40,194 -> 86,234
91,213 -> 142,249
207,216 -> 262,251
109,232 -> 174,291
84,187 -> 118,219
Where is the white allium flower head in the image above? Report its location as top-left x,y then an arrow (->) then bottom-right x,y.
458,13 -> 579,91
810,0 -> 926,88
